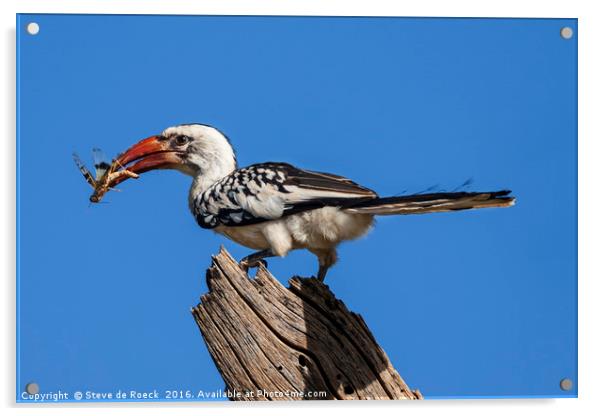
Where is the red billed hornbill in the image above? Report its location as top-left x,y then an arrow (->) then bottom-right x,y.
110,123 -> 515,281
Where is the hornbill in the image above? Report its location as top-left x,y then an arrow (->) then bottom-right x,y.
111,123 -> 515,281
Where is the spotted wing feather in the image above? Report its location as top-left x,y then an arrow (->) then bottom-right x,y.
192,162 -> 377,228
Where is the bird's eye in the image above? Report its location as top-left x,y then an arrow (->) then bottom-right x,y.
174,135 -> 190,146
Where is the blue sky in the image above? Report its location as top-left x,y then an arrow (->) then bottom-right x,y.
17,15 -> 577,400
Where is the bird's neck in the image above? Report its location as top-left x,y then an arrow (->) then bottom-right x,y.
188,153 -> 236,210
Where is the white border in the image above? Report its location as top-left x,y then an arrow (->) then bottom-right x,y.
3,1 -> 600,416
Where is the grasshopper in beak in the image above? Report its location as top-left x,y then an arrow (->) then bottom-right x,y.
73,148 -> 139,203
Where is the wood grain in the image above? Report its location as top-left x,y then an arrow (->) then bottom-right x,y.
191,247 -> 422,401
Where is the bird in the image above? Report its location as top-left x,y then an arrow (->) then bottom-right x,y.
111,123 -> 515,281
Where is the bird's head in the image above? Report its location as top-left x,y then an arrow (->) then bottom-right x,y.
116,124 -> 237,179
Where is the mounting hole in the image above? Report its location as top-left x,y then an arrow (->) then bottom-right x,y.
560,378 -> 573,391
26,22 -> 40,35
25,383 -> 39,394
560,27 -> 573,40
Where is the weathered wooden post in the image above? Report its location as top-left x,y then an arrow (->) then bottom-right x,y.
191,248 -> 422,401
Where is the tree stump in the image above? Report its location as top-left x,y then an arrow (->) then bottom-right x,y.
191,247 -> 422,401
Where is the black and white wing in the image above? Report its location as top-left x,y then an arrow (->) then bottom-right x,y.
192,162 -> 377,228
72,152 -> 97,188
92,148 -> 111,180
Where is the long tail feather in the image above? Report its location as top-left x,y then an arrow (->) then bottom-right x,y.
344,190 -> 515,215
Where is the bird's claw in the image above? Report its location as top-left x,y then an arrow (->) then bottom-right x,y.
239,259 -> 268,272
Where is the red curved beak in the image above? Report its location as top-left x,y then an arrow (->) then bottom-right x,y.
116,135 -> 162,166
109,135 -> 184,186
117,135 -> 185,173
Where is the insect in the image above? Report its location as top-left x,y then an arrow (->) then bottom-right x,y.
72,148 -> 139,203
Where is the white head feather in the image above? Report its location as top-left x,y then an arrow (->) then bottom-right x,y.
161,124 -> 237,180
161,124 -> 237,211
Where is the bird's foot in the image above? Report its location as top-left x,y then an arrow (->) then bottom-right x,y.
239,259 -> 268,273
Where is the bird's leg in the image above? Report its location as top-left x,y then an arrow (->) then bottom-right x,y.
317,265 -> 330,282
239,249 -> 274,272
310,248 -> 338,283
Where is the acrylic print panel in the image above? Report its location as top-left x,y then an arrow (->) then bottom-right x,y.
16,14 -> 577,402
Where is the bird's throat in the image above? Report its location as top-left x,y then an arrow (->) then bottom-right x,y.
188,158 -> 236,214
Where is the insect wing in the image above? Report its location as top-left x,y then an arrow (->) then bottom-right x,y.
72,152 -> 97,188
92,147 -> 111,180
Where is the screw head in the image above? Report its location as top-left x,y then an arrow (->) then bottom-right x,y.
26,22 -> 40,35
25,383 -> 39,394
560,27 -> 573,40
560,378 -> 573,391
